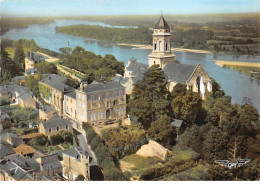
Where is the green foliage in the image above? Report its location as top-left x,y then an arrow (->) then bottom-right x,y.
171,86 -> 204,126
57,25 -> 152,45
1,17 -> 54,35
147,116 -> 176,148
83,123 -> 126,181
13,44 -> 25,70
0,96 -> 10,106
25,75 -> 43,96
128,65 -> 172,129
28,135 -> 49,147
75,174 -> 85,181
11,107 -> 39,128
2,120 -> 12,129
39,82 -> 52,100
50,134 -> 64,145
62,46 -> 125,81
0,45 -> 21,84
102,125 -> 148,158
38,61 -> 57,74
59,47 -> 72,56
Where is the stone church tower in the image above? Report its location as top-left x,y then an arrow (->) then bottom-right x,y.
148,16 -> 175,68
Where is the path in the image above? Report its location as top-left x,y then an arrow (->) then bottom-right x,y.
56,65 -> 82,82
77,133 -> 98,166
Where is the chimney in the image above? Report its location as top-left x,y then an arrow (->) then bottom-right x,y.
80,83 -> 84,92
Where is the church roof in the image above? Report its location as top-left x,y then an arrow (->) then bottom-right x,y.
154,16 -> 170,29
163,63 -> 197,84
126,60 -> 148,77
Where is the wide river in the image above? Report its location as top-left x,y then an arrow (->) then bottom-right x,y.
1,19 -> 260,111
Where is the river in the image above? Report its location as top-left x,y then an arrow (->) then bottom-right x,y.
1,19 -> 260,111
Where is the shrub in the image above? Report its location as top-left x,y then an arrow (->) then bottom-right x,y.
2,120 -> 12,129
50,134 -> 64,145
0,96 -> 10,106
75,174 -> 85,181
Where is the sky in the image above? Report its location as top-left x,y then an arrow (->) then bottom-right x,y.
1,0 -> 260,16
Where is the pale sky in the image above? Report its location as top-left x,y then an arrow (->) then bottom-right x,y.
1,0 -> 260,16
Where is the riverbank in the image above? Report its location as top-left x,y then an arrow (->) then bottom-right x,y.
215,60 -> 260,67
117,43 -> 212,54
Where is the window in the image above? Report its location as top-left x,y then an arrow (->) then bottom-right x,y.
119,91 -> 123,96
154,61 -> 156,65
154,40 -> 157,50
66,125 -> 69,129
107,101 -> 110,107
57,127 -> 60,131
98,95 -> 102,100
91,95 -> 94,101
71,108 -> 72,113
49,128 -> 52,133
106,93 -> 110,98
70,99 -> 72,103
113,91 -> 117,97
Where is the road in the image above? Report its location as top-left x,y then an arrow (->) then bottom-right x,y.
77,133 -> 98,166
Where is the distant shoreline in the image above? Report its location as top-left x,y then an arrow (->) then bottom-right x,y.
117,43 -> 212,54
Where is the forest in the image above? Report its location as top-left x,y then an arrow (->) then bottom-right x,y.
0,17 -> 54,35
57,13 -> 260,56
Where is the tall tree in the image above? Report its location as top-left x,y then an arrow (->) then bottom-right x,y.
13,44 -> 25,70
0,46 -> 21,84
128,65 -> 172,129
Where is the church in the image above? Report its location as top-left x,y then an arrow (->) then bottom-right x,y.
117,16 -> 212,99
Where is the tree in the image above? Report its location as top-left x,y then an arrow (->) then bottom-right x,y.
128,65 -> 172,129
82,69 -> 95,84
147,115 -> 176,147
171,89 -> 203,126
25,75 -> 42,96
203,126 -> 228,162
0,46 -> 21,84
38,61 -> 57,74
13,44 -> 25,70
75,174 -> 85,181
59,47 -> 72,56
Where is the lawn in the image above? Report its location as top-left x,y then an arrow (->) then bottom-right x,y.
5,46 -> 31,59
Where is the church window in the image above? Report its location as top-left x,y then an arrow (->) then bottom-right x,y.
154,40 -> 157,50
165,41 -> 168,51
159,41 -> 161,51
154,61 -> 156,65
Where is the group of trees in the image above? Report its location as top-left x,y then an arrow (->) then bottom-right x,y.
0,45 -> 23,84
57,25 -> 152,45
128,65 -> 260,180
102,125 -> 148,158
62,46 -> 124,83
128,65 -> 204,148
83,123 -> 126,180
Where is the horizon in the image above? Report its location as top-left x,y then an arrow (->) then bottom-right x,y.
1,0 -> 260,17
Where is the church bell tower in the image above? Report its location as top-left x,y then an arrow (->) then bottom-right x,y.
148,16 -> 175,68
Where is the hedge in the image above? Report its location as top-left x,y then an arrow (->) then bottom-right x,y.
83,123 -> 126,181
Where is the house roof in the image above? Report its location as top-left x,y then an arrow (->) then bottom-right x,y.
61,147 -> 89,161
126,59 -> 148,77
26,51 -> 47,63
0,160 -> 34,180
11,76 -> 26,84
14,144 -> 35,155
40,74 -> 69,91
42,160 -> 62,171
83,81 -> 125,93
40,105 -> 54,113
19,91 -> 33,101
8,155 -> 41,172
65,91 -> 76,99
0,143 -> 15,159
163,63 -> 197,84
25,68 -> 38,75
0,85 -> 8,94
171,119 -> 183,128
154,16 -> 170,29
41,115 -> 72,129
